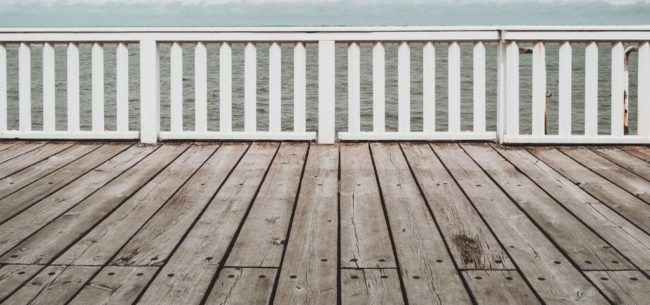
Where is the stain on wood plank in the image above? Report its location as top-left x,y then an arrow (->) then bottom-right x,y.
370,143 -> 472,305
402,143 -> 512,270
464,144 -> 633,271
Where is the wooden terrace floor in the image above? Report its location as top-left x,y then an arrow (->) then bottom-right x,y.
0,141 -> 648,305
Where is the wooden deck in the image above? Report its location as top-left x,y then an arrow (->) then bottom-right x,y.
0,141 -> 648,305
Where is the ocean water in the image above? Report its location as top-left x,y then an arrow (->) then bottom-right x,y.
0,1 -> 647,135
1,42 -> 641,134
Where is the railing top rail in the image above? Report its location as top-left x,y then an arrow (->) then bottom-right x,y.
0,25 -> 649,33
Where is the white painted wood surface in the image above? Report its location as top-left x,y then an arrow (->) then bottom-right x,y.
67,43 -> 80,132
116,43 -> 129,132
505,41 -> 519,137
268,42 -> 281,133
558,41 -> 572,137
19,43 -> 30,132
294,42 -> 306,133
318,40 -> 335,144
245,42 -> 256,133
348,42 -> 360,134
398,42 -> 410,133
195,42 -> 207,133
584,42 -> 599,137
220,42 -> 233,133
611,42 -> 625,137
531,42 -> 546,137
0,44 -> 5,132
373,42 -> 385,134
448,42 -> 461,133
422,42 -> 435,133
92,43 -> 104,132
170,42 -> 183,133
42,42 -> 55,132
473,41 -> 486,133
640,42 -> 650,138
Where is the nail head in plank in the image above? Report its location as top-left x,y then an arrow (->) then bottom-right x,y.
463,270 -> 542,305
2,265 -> 98,305
0,264 -> 42,301
205,268 -> 276,305
585,271 -> 650,305
342,269 -> 405,305
67,266 -> 157,305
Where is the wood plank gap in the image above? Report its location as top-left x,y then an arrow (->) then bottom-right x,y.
0,142 -> 46,165
592,148 -> 650,182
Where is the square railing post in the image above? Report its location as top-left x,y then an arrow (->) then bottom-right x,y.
318,40 -> 336,144
139,39 -> 160,144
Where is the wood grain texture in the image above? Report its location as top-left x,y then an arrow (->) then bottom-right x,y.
340,143 -> 395,268
0,265 -> 42,301
136,143 -> 277,305
0,144 -> 98,204
0,145 -> 152,256
1,265 -> 98,305
205,268 -> 276,305
0,143 -> 71,180
273,145 -> 339,305
530,147 -> 650,233
341,269 -> 405,305
463,270 -> 541,305
621,146 -> 650,162
0,143 -> 44,165
68,266 -> 157,305
371,143 -> 472,305
585,271 -> 650,305
594,148 -> 650,181
464,144 -> 632,271
226,143 -> 307,267
55,144 -> 218,265
402,143 -> 513,270
562,147 -> 650,203
0,144 -> 188,264
0,144 -> 128,224
495,146 -> 650,271
434,144 -> 609,305
111,143 -> 248,266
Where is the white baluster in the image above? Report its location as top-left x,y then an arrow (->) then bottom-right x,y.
422,42 -> 435,133
558,41 -> 572,137
19,43 -> 31,132
294,42 -> 306,133
639,42 -> 650,138
348,42 -> 360,134
585,42 -> 599,137
244,42 -> 256,133
269,42 -> 281,133
505,41 -> 519,137
373,42 -> 385,133
318,40 -> 335,144
195,42 -> 207,133
473,41 -> 486,134
398,42 -> 410,133
116,42 -> 129,132
67,43 -> 80,132
139,39 -> 160,144
532,41 -> 546,137
220,42 -> 232,133
42,42 -> 55,132
170,42 -> 183,133
611,42 -> 625,137
448,41 -> 461,133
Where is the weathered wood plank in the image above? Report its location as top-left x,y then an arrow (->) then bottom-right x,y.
0,144 -> 128,224
205,268 -> 276,305
135,142 -> 277,305
463,144 -> 633,271
273,145 -> 339,305
495,146 -> 650,271
585,271 -> 649,305
341,269 -> 405,305
434,144 -> 609,305
226,143 -> 307,267
0,265 -> 42,301
111,143 -> 250,267
0,143 -> 72,180
402,143 -> 513,270
67,266 -> 157,305
562,147 -> 650,203
0,142 -> 44,165
370,143 -> 472,305
530,147 -> 650,233
621,146 -> 650,162
340,143 -> 396,268
55,144 -> 219,266
594,148 -> 650,181
463,270 -> 542,305
0,143 -> 17,153
0,144 -> 99,201
0,144 -> 188,264
1,265 -> 98,305
0,145 -> 152,256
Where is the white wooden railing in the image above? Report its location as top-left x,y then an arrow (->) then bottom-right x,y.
0,27 -> 648,144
